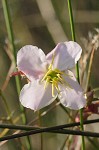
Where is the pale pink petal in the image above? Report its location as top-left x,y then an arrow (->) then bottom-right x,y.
58,70 -> 86,110
46,41 -> 82,71
20,80 -> 57,111
17,45 -> 47,81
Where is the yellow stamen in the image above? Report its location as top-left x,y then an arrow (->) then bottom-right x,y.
57,74 -> 63,81
52,83 -> 55,97
44,77 -> 50,89
54,82 -> 60,93
48,53 -> 55,70
41,69 -> 52,82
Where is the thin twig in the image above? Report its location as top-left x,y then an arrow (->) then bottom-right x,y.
0,118 -> 99,131
0,127 -> 99,142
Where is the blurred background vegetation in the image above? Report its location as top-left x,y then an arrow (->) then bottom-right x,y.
0,0 -> 99,149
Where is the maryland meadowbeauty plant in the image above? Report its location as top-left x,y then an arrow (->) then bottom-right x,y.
16,41 -> 86,111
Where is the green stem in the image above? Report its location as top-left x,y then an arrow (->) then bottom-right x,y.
38,111 -> 43,150
67,0 -> 85,149
79,109 -> 85,149
67,0 -> 76,41
85,47 -> 95,91
0,89 -> 11,116
2,0 -> 31,149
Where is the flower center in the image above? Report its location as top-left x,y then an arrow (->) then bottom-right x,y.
41,55 -> 71,97
41,68 -> 64,97
41,54 -> 71,97
44,69 -> 63,83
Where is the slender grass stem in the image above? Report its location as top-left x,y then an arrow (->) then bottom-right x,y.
67,0 -> 76,41
79,109 -> 85,149
0,89 -> 11,116
85,46 -> 95,91
67,0 -> 85,149
38,111 -> 43,150
2,0 -> 24,123
2,0 -> 31,149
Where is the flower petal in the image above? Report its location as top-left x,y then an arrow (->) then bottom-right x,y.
46,41 -> 82,71
17,45 -> 47,81
58,70 -> 86,110
20,80 -> 57,111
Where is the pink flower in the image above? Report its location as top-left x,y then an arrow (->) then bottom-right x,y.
17,41 -> 86,111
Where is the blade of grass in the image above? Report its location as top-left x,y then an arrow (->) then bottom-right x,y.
38,110 -> 43,150
1,0 -> 31,149
0,89 -> 11,116
85,46 -> 95,91
67,0 -> 85,149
